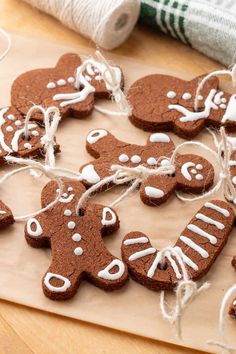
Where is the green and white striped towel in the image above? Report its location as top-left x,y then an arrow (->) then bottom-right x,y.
140,0 -> 236,66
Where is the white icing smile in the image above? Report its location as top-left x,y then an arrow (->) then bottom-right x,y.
181,162 -> 203,181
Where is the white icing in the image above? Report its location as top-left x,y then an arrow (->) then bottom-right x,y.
95,75 -> 102,81
222,94 -> 236,123
57,79 -> 66,86
196,213 -> 225,230
59,194 -> 75,204
196,164 -> 203,170
181,162 -> 195,181
101,207 -> 116,226
85,75 -> 92,82
7,114 -> 15,121
72,233 -> 81,242
131,155 -> 141,164
24,143 -> 32,149
196,174 -> 203,180
220,104 -> 226,109
81,164 -> 101,184
15,120 -> 22,126
74,247 -> 83,256
144,186 -> 164,199
68,187 -> 73,192
187,224 -> 217,245
182,92 -> 191,100
229,160 -> 236,167
67,77 -> 75,83
124,236 -> 149,245
233,176 -> 236,185
221,98 -> 227,103
32,130 -> 39,137
47,82 -> 56,89
6,126 -> 13,132
147,251 -> 163,278
214,91 -> 224,105
167,91 -> 176,99
0,107 -> 13,153
98,259 -> 125,281
27,218 -> 43,237
191,169 -> 197,174
62,193 -> 68,197
0,211 -> 6,215
11,124 -> 37,152
147,157 -> 157,165
169,89 -> 218,123
174,246 -> 199,271
204,202 -> 230,217
44,272 -> 71,292
87,129 -> 108,144
198,95 -> 203,101
119,154 -> 129,163
64,209 -> 72,216
149,133 -> 170,143
180,235 -> 209,258
161,159 -> 170,166
128,247 -> 156,261
68,221 -> 76,229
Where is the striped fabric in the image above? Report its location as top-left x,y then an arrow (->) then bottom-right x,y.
140,0 -> 236,66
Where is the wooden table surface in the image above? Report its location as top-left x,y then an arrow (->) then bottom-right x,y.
0,1 -> 222,353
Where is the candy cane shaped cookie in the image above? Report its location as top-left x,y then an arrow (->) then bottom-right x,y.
122,200 -> 234,290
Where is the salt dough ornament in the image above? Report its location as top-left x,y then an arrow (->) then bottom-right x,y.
11,53 -> 124,122
25,180 -> 128,300
80,129 -> 214,206
0,106 -> 59,164
122,200 -> 234,290
0,200 -> 14,228
127,74 -> 236,139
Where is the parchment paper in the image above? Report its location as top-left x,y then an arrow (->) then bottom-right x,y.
0,34 -> 235,353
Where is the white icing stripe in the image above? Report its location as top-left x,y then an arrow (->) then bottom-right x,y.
124,237 -> 149,245
229,160 -> 236,167
166,253 -> 182,279
129,247 -> 156,261
144,186 -> 164,198
0,107 -> 13,153
187,224 -> 217,245
44,272 -> 71,292
174,247 -> 199,271
196,213 -> 225,230
180,236 -> 209,258
97,259 -> 125,280
204,202 -> 230,217
11,124 -> 37,152
149,133 -> 170,143
147,251 -> 162,278
222,94 -> 236,123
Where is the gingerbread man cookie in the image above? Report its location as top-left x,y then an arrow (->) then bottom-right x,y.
122,200 -> 234,290
228,256 -> 236,318
127,74 -> 236,139
11,53 -> 124,122
0,106 -> 59,164
0,200 -> 14,228
80,129 -> 214,206
25,180 -> 128,300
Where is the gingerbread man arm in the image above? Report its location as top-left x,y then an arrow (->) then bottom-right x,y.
25,214 -> 50,248
0,200 -> 14,228
228,257 -> 236,318
122,200 -> 234,290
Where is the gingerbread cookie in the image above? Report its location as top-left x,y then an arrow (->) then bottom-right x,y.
80,129 -> 214,206
11,53 -> 124,122
228,256 -> 236,318
122,200 -> 234,290
127,74 -> 236,139
0,200 -> 14,228
0,106 -> 59,164
25,180 -> 128,300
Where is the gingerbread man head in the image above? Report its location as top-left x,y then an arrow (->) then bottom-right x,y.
25,180 -> 128,300
80,129 -> 214,206
11,53 -> 124,122
127,74 -> 236,139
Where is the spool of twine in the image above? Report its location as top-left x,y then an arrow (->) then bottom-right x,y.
23,0 -> 140,50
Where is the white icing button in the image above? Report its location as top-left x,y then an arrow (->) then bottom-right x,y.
147,157 -> 157,166
15,120 -> 22,126
24,143 -> 32,149
32,130 -> 39,136
64,209 -> 72,216
7,114 -> 15,121
119,154 -> 129,163
196,174 -> 203,180
198,95 -> 203,100
221,98 -> 227,103
57,79 -> 66,86
220,104 -> 226,109
161,159 -> 170,166
72,233 -> 81,242
68,221 -> 76,229
47,82 -> 56,89
150,133 -> 170,143
196,164 -> 203,170
6,126 -> 13,132
167,91 -> 176,99
145,186 -> 164,198
74,247 -> 83,256
131,155 -> 141,164
68,187 -> 73,192
182,92 -> 192,100
67,77 -> 75,83
190,169 -> 197,174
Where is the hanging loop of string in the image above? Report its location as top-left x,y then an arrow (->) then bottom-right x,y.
194,64 -> 236,112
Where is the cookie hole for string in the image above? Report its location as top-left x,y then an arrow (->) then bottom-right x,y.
78,208 -> 85,217
157,262 -> 168,271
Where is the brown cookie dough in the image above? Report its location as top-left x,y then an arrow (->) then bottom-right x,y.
122,200 -> 234,290
127,74 -> 236,139
80,129 -> 214,206
0,201 -> 14,228
25,180 -> 128,301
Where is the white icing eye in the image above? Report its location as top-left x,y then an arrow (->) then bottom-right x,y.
68,221 -> 76,229
97,259 -> 125,280
7,114 -> 15,120
149,133 -> 170,143
87,129 -> 108,144
44,272 -> 71,292
31,130 -> 39,137
27,218 -> 43,237
147,157 -> 157,165
64,209 -> 72,216
6,126 -> 13,132
182,92 -> 192,100
68,187 -> 73,192
131,155 -> 141,164
161,159 -> 170,166
74,247 -> 83,256
67,77 -> 75,83
57,79 -> 66,86
196,164 -> 203,170
190,169 -> 197,174
47,82 -> 56,89
24,143 -> 32,149
15,120 -> 22,126
72,233 -> 81,242
167,91 -> 176,99
119,154 -> 129,163
101,207 -> 116,226
196,174 -> 203,180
